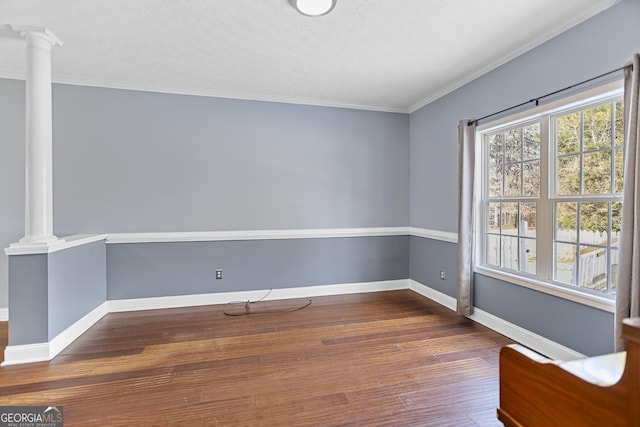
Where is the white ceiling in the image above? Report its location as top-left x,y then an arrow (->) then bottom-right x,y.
0,0 -> 619,113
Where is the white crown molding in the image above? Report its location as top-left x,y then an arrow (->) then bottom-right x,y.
0,0 -> 619,115
407,0 -> 619,113
409,280 -> 585,360
0,25 -> 63,46
0,74 -> 409,114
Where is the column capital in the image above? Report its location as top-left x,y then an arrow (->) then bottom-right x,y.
0,24 -> 63,47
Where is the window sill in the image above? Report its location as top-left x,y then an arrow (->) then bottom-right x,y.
474,266 -> 615,313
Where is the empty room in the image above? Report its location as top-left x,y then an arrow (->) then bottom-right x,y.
1,0 -> 639,425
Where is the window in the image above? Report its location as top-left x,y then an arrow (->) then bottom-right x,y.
478,84 -> 623,303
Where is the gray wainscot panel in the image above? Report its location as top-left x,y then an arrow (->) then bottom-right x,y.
474,273 -> 614,357
409,236 -> 614,357
48,241 -> 107,339
409,236 -> 458,297
107,236 -> 410,300
8,254 -> 48,346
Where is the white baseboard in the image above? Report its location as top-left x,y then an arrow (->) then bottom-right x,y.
2,343 -> 50,366
0,307 -> 7,321
48,302 -> 108,359
409,280 -> 457,311
467,307 -> 585,360
4,280 -> 407,366
3,279 -> 584,365
409,280 -> 585,360
2,302 -> 108,366
107,280 -> 410,313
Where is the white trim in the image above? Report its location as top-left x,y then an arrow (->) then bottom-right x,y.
3,279 -> 588,365
5,234 -> 107,255
408,227 -> 458,243
2,302 -> 108,366
409,280 -> 457,311
407,0 -> 619,113
107,227 -> 459,245
1,343 -> 50,366
48,302 -> 108,359
3,227 -> 461,252
474,80 -> 623,313
476,266 -> 615,313
473,82 -> 622,315
3,280 -> 408,365
0,73 -> 408,114
0,25 -> 63,46
0,307 -> 7,321
0,0 -> 617,115
108,280 -> 410,313
106,227 -> 410,244
468,306 -> 585,360
409,280 -> 586,360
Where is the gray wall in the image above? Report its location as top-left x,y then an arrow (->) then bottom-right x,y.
0,79 -> 25,310
409,236 -> 614,356
52,86 -> 410,234
2,0 -> 636,356
410,0 -> 640,232
0,79 -> 410,313
48,241 -> 106,339
474,274 -> 614,356
409,236 -> 458,296
107,236 -> 408,300
7,242 -> 107,345
409,0 -> 640,355
8,254 -> 48,345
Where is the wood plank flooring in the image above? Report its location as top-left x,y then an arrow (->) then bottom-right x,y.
0,290 -> 512,426
0,321 -> 6,365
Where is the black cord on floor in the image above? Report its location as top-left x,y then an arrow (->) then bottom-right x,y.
223,288 -> 312,316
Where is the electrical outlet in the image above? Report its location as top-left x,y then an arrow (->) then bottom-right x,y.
440,270 -> 446,280
216,269 -> 223,280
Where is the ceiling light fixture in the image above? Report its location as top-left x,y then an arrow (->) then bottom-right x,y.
290,0 -> 337,17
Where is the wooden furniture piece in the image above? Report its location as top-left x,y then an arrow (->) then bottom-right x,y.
498,318 -> 640,427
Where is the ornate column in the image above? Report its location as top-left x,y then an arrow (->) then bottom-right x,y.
2,25 -> 63,248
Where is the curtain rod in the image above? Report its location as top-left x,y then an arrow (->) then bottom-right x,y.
468,63 -> 632,126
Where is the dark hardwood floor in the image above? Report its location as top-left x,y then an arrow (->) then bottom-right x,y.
0,321 -> 6,365
0,290 -> 512,426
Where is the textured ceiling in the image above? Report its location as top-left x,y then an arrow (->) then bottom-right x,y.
0,0 -> 619,113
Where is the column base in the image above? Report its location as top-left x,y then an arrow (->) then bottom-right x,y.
6,236 -> 66,255
18,234 -> 59,244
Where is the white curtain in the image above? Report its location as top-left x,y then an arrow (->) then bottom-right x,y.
457,120 -> 476,316
616,54 -> 640,351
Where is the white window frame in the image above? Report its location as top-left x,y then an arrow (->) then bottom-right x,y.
474,81 -> 623,313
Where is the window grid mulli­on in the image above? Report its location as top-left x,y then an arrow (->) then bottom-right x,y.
551,99 -> 624,295
479,92 -> 623,298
